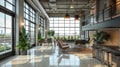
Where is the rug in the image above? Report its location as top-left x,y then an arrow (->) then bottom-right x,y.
67,48 -> 92,54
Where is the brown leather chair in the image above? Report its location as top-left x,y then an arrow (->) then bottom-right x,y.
57,40 -> 70,52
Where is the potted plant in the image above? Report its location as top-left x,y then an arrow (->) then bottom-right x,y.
47,30 -> 55,37
38,31 -> 42,46
38,31 -> 41,42
93,31 -> 110,44
17,26 -> 30,55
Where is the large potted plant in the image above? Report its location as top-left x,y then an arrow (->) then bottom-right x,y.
93,31 -> 110,44
47,30 -> 55,37
17,26 -> 29,55
38,30 -> 42,45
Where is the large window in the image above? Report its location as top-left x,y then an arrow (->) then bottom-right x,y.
0,0 -> 15,56
0,0 -> 15,12
0,12 -> 12,54
24,2 -> 36,45
39,16 -> 44,36
49,17 -> 80,40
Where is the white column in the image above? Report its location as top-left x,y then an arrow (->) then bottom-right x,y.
15,0 -> 24,54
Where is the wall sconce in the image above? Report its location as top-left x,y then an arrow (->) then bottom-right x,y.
21,22 -> 24,26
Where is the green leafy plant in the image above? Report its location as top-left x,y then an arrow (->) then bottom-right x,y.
17,26 -> 29,54
47,30 -> 55,37
0,44 -> 5,52
93,31 -> 110,44
38,30 -> 41,42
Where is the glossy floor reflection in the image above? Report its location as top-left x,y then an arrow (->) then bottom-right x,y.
0,45 -> 105,67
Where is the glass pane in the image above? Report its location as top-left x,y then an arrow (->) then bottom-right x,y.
54,24 -> 59,27
6,2 -> 13,11
0,0 -> 4,6
65,21 -> 69,23
7,0 -> 13,4
70,24 -> 75,27
49,17 -> 53,20
65,24 -> 70,27
6,15 -> 12,28
5,40 -> 12,51
26,14 -> 29,19
70,17 -> 74,20
53,28 -> 58,31
25,3 -> 29,9
30,17 -> 32,21
59,21 -> 64,24
0,12 -> 5,27
75,28 -> 80,31
54,17 -> 58,20
59,17 -> 64,20
26,20 -> 29,25
0,43 -> 5,53
50,21 -> 54,23
26,26 -> 29,31
65,28 -> 69,31
75,20 -> 80,23
70,21 -> 75,23
26,9 -> 29,14
54,21 -> 58,23
30,12 -> 32,17
59,28 -> 64,31
0,28 -> 5,38
50,24 -> 54,27
6,29 -> 12,38
59,31 -> 64,33
58,24 -> 64,27
50,28 -> 53,30
75,24 -> 79,27
70,28 -> 75,30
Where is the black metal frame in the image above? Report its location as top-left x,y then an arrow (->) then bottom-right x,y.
24,1 -> 36,47
49,17 -> 80,40
0,5 -> 16,60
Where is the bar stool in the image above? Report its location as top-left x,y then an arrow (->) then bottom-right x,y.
105,49 -> 112,67
100,48 -> 106,64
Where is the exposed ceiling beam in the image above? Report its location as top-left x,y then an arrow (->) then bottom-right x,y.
32,0 -> 49,19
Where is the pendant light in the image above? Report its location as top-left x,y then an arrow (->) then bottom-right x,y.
65,13 -> 70,18
64,0 -> 70,19
74,0 -> 79,20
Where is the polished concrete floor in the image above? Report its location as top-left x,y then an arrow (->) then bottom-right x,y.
0,44 -> 105,67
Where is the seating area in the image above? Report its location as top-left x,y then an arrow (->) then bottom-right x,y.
57,40 -> 70,52
1,0 -> 120,67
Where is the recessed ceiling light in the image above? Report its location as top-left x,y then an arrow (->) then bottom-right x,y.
70,5 -> 74,8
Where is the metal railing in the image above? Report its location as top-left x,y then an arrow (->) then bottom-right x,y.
83,3 -> 120,26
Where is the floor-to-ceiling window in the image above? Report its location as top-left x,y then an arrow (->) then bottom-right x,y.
39,16 -> 44,37
0,0 -> 15,56
0,0 -> 15,12
24,2 -> 36,46
0,12 -> 13,54
49,17 -> 80,40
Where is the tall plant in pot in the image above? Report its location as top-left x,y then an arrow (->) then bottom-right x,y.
17,26 -> 30,55
47,30 -> 55,37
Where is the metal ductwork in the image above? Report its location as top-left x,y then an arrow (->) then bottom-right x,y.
26,0 -> 41,13
32,0 -> 49,19
49,0 -> 57,12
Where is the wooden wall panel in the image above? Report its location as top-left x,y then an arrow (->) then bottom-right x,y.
104,29 -> 119,46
